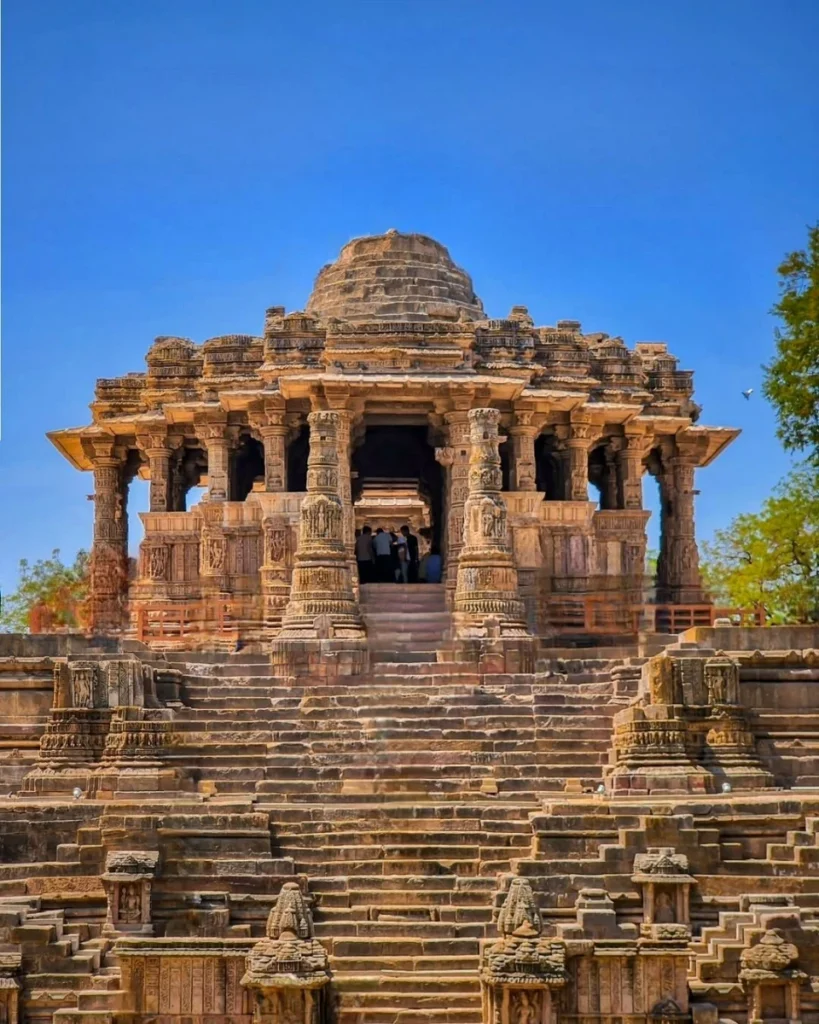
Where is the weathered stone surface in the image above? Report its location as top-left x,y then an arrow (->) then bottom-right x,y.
10,232 -> 817,1024
306,229 -> 487,323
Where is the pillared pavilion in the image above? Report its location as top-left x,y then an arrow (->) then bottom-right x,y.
48,230 -> 737,647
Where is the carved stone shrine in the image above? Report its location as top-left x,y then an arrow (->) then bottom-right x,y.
2,231 -> 818,1024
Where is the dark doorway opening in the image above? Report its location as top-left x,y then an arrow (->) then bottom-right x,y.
352,425 -> 444,553
535,433 -> 565,499
231,434 -> 265,501
170,444 -> 208,511
287,425 -> 310,491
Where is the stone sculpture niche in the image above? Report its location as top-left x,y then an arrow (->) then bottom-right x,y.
481,877 -> 567,1024
740,930 -> 806,1024
102,850 -> 159,936
242,882 -> 330,1024
632,848 -> 695,939
0,953 -> 21,1024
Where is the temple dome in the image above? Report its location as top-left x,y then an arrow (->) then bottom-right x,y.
305,230 -> 487,323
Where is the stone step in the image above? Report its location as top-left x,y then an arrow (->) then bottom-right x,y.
330,954 -> 480,974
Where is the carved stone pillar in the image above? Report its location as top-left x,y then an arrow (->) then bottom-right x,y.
86,441 -> 128,633
657,439 -> 704,604
259,422 -> 288,492
565,416 -> 593,501
601,444 -> 620,510
618,430 -> 647,510
138,432 -> 172,513
198,417 -> 229,501
277,410 -> 364,639
509,411 -> 538,491
454,409 -> 528,638
438,406 -> 471,593
250,401 -> 288,492
334,407 -> 356,559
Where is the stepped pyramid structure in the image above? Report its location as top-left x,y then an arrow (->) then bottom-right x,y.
2,231 -> 818,1024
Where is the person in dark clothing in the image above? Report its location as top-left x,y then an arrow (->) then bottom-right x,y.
373,527 -> 393,582
401,525 -> 420,583
355,525 -> 375,583
389,531 -> 402,582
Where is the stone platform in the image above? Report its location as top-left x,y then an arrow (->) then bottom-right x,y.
1,616 -> 819,1024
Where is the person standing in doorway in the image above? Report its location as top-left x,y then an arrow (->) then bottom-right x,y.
390,530 -> 406,583
392,529 -> 409,583
373,527 -> 393,582
401,525 -> 419,583
424,545 -> 443,584
355,525 -> 375,583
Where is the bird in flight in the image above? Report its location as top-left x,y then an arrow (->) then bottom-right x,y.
741,389 -> 753,400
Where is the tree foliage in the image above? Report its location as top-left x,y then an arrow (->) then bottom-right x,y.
0,549 -> 90,633
700,467 -> 819,623
763,224 -> 819,461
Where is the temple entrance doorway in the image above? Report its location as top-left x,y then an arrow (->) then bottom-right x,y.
351,424 -> 444,557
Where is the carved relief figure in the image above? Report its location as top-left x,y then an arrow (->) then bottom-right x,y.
118,883 -> 142,923
71,665 -> 96,709
655,891 -> 676,923
148,545 -> 169,580
265,522 -> 288,564
205,537 -> 225,572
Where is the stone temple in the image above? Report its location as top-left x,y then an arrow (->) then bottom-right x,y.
1,230 -> 819,1024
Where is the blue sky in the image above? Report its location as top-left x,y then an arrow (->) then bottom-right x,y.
2,0 -> 818,595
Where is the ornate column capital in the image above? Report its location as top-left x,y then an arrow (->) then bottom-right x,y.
82,434 -> 120,468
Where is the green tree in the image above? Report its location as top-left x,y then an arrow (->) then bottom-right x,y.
0,549 -> 90,633
700,467 -> 819,623
763,224 -> 819,461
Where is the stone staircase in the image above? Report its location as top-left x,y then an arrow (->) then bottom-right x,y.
0,896 -> 123,1022
263,800 -> 535,1024
689,895 -> 819,994
359,583 -> 452,660
0,612 -> 666,1023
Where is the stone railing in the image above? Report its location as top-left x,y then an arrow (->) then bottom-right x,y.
133,599 -> 239,644
544,598 -> 765,637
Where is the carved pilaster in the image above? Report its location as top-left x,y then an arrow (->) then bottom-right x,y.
277,410 -> 364,639
198,500 -> 228,592
454,409 -> 528,638
439,406 -> 471,591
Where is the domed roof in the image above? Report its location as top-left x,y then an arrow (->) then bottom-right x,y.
305,230 -> 487,323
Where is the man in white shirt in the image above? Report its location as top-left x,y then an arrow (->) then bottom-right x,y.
373,527 -> 393,582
